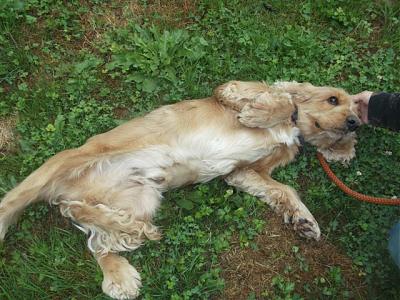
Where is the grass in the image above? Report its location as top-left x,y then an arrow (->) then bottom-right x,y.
1,0 -> 400,299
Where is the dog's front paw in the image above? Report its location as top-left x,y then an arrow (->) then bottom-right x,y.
285,209 -> 321,241
318,132 -> 357,165
293,215 -> 321,241
318,147 -> 355,165
101,257 -> 142,299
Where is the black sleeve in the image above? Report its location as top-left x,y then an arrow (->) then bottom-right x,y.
368,92 -> 400,131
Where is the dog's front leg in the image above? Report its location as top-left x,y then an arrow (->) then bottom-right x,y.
225,168 -> 320,240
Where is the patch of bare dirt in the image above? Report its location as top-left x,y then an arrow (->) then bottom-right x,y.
0,116 -> 18,154
80,0 -> 198,49
219,211 -> 367,299
128,0 -> 198,27
113,107 -> 130,119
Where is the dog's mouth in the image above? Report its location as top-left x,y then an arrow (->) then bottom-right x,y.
314,120 -> 349,135
302,117 -> 353,148
299,112 -> 354,148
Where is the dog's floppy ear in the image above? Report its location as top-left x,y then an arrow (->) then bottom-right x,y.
213,81 -> 296,129
317,133 -> 357,164
273,81 -> 315,103
213,81 -> 269,111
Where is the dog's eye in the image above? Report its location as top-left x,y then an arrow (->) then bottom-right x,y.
327,96 -> 339,106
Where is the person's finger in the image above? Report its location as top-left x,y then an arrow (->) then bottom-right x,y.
351,96 -> 361,101
360,106 -> 368,124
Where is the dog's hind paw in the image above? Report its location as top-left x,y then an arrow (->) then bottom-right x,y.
101,256 -> 142,300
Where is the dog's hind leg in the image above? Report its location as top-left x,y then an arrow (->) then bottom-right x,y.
60,202 -> 158,299
60,199 -> 161,250
59,182 -> 162,299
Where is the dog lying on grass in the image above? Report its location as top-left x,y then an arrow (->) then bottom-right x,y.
0,81 -> 360,299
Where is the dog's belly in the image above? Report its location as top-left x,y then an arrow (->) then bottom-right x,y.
98,137 -> 271,191
164,126 -> 301,187
163,133 -> 283,187
165,157 -> 248,188
94,126 -> 299,192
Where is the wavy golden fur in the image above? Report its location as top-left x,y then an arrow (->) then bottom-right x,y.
0,81 -> 360,299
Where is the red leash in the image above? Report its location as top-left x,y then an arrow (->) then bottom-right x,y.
317,152 -> 400,206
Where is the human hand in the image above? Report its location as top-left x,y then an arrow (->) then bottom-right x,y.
351,91 -> 373,124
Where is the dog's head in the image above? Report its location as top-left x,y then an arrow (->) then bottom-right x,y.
274,81 -> 360,163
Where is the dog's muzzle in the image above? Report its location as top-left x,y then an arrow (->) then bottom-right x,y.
346,116 -> 360,132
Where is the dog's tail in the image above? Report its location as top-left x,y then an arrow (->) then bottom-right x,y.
0,148 -> 93,241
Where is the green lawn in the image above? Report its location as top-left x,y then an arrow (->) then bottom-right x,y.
1,0 -> 400,299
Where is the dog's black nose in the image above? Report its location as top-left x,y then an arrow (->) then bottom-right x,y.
346,116 -> 360,131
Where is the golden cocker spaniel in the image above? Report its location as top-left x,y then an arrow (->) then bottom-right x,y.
0,81 -> 360,299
